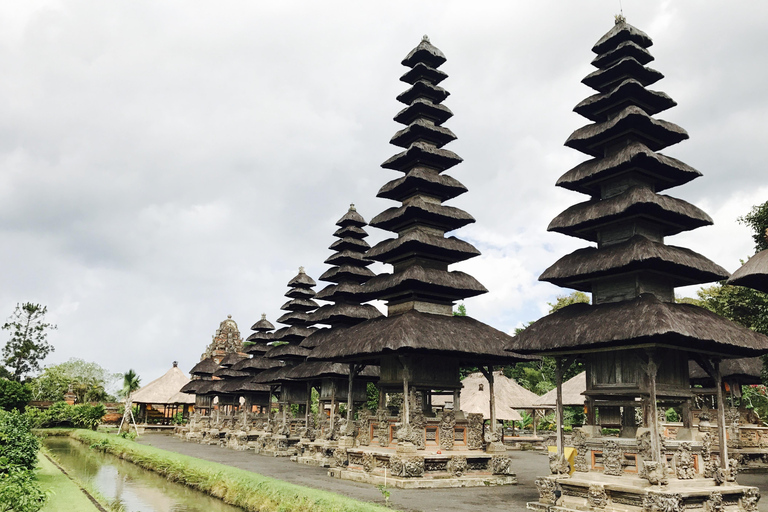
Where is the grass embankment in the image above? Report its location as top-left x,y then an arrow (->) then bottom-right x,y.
69,430 -> 395,512
36,452 -> 104,512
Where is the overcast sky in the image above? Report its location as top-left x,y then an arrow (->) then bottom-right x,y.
1,1 -> 767,388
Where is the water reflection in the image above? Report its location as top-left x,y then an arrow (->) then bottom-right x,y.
43,437 -> 243,512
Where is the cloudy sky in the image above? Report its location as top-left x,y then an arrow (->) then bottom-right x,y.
1,1 -> 767,387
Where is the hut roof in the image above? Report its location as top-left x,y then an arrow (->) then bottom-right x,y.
189,358 -> 218,376
689,357 -> 764,385
432,371 -> 537,420
533,372 -> 587,407
509,294 -> 768,358
251,314 -> 275,332
283,361 -> 379,381
727,249 -> 768,293
309,309 -> 531,364
131,364 -> 195,405
219,353 -> 247,368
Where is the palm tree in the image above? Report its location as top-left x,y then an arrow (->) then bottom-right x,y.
122,369 -> 141,398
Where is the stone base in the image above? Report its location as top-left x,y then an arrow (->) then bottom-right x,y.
329,468 -> 516,489
529,473 -> 760,512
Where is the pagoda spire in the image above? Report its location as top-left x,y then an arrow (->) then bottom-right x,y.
264,267 -> 318,362
365,35 -> 486,316
309,204 -> 383,333
541,18 -> 727,304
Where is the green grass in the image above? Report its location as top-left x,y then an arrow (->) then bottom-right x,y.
67,429 -> 395,512
36,452 -> 103,512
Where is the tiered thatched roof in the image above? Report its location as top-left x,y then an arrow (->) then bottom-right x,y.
510,19 -> 768,358
131,362 -> 195,405
727,249 -> 768,293
311,37 -> 524,367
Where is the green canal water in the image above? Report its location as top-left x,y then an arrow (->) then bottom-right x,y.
43,437 -> 244,512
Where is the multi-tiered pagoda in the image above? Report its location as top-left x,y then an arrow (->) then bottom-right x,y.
231,314 -> 280,414
514,18 -> 767,512
310,36 -> 523,487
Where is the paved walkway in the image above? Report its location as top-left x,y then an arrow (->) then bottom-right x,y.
137,433 -> 768,512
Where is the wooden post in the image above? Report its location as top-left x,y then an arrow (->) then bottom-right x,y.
479,366 -> 496,434
378,387 -> 386,409
305,382 -> 312,425
402,367 -> 410,426
347,364 -> 355,423
329,381 -> 336,432
532,409 -> 537,437
713,359 -> 729,470
681,400 -> 691,429
555,357 -> 565,458
453,388 -> 461,412
646,351 -> 660,463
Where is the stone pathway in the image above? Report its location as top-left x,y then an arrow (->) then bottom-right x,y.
136,433 -> 768,511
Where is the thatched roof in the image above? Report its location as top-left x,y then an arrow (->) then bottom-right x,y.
219,353 -> 247,368
131,364 -> 195,405
727,249 -> 768,293
396,81 -> 449,106
548,186 -> 712,242
309,309 -> 531,364
509,294 -> 768,357
401,35 -> 446,68
230,356 -> 281,372
432,371 -> 538,421
591,41 -> 653,71
381,141 -> 462,173
393,98 -> 453,126
369,197 -> 474,233
283,361 -> 379,381
251,314 -> 275,331
362,265 -> 487,302
592,20 -> 652,55
400,61 -> 448,86
581,57 -> 662,93
288,269 -> 316,288
377,166 -> 467,202
189,358 -> 218,376
234,376 -> 272,393
556,142 -> 701,195
574,79 -> 674,122
310,304 -> 383,328
689,357 -> 764,385
566,105 -> 687,157
264,343 -> 311,360
367,229 -> 480,265
250,366 -> 291,384
319,265 -> 376,284
390,118 -> 456,149
540,235 -> 729,291
534,372 -> 587,407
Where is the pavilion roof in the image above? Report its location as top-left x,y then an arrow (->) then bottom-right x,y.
689,357 -> 764,385
432,371 -> 537,420
534,372 -> 587,407
727,249 -> 768,293
131,364 -> 195,405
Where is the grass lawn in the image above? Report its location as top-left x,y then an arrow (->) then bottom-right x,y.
37,452 -> 103,512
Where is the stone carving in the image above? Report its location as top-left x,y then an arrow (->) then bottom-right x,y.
490,455 -> 514,476
467,413 -> 484,450
395,422 -> 420,446
438,410 -> 456,451
641,461 -> 668,486
332,448 -> 347,468
356,410 -> 371,446
602,440 -> 622,476
571,428 -> 589,472
549,452 -> 570,475
588,484 -> 608,509
704,491 -> 725,512
674,442 -> 695,479
698,408 -> 711,423
362,452 -> 375,473
535,478 -> 558,505
643,492 -> 682,512
410,411 -> 426,450
446,455 -> 468,477
739,488 -> 761,512
375,409 -> 390,447
389,455 -> 424,478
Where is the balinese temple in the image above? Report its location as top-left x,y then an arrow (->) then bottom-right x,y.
231,314 -> 281,414
210,352 -> 249,414
310,36 -> 525,487
181,315 -> 245,415
512,17 -> 768,511
253,268 -> 319,442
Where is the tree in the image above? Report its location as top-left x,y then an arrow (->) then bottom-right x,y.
0,380 -> 31,412
1,303 -> 56,382
453,303 -> 467,316
121,369 -> 141,399
738,199 -> 768,253
29,358 -> 119,403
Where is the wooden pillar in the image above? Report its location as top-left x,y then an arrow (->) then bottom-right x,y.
378,387 -> 386,409
479,366 -> 497,434
532,409 -> 537,437
586,398 -> 596,426
681,400 -> 692,429
646,351 -> 660,463
305,382 -> 312,425
713,359 -> 729,469
453,388 -> 461,412
347,364 -> 355,423
402,363 -> 411,426
555,357 -> 565,457
329,381 -> 336,431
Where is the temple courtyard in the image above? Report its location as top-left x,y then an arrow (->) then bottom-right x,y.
136,432 -> 768,512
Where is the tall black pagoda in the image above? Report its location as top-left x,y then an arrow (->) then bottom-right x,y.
515,17 -> 767,512
231,314 -> 281,414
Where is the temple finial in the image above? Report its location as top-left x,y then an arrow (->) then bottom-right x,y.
349,203 -> 356,212
422,35 -> 430,43
261,313 -> 266,320
614,13 -> 626,24
299,266 -> 305,274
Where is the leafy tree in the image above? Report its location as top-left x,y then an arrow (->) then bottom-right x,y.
452,303 -> 467,316
29,358 -> 119,403
738,200 -> 768,252
0,381 -> 31,412
121,369 -> 141,399
1,303 -> 56,382
0,410 -> 45,512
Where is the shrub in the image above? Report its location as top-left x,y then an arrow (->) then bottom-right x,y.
0,410 -> 39,473
24,402 -> 105,430
0,468 -> 46,512
71,404 -> 105,430
0,381 -> 31,412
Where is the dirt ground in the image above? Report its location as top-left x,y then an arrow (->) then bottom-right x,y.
137,433 -> 768,511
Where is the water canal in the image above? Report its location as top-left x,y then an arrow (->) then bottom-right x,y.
43,437 -> 244,512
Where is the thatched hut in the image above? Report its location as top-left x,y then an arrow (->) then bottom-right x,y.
131,362 -> 195,424
511,17 -> 768,510
432,371 -> 529,422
